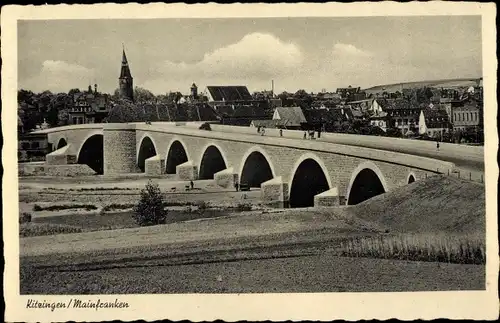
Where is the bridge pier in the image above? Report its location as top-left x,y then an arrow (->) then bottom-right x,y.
176,161 -> 198,180
103,124 -> 139,175
314,187 -> 342,207
145,155 -> 165,176
45,145 -> 77,165
214,168 -> 238,188
261,177 -> 289,207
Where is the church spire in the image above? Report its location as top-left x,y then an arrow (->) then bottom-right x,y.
120,46 -> 132,79
119,45 -> 134,101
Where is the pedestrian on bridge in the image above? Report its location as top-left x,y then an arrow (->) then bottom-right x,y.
303,131 -> 307,139
279,129 -> 283,137
436,139 -> 440,151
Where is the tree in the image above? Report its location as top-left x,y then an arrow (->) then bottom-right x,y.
132,180 -> 167,226
134,87 -> 156,103
107,99 -> 144,122
68,88 -> 81,96
166,91 -> 183,104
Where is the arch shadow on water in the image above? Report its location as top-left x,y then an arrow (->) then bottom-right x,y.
138,136 -> 157,173
289,158 -> 330,208
165,140 -> 188,174
408,174 -> 416,184
240,151 -> 274,188
199,145 -> 226,180
347,168 -> 386,205
77,134 -> 103,174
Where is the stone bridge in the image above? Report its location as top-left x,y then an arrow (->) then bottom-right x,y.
31,122 -> 455,207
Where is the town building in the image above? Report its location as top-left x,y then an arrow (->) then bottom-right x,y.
271,106 -> 307,129
378,98 -> 422,135
336,86 -> 366,102
205,85 -> 253,105
418,108 -> 451,138
369,111 -> 390,132
214,104 -> 269,126
349,98 -> 384,115
452,101 -> 482,131
311,100 -> 339,110
18,132 -> 50,162
68,84 -> 110,124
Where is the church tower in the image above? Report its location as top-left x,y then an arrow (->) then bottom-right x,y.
119,47 -> 134,101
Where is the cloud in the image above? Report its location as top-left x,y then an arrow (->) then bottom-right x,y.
142,33 -> 304,93
332,43 -> 372,58
20,60 -> 95,93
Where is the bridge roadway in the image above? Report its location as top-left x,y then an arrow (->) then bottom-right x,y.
33,122 -> 483,207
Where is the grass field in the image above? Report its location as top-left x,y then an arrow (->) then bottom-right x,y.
28,208 -> 232,234
21,252 -> 484,294
19,174 -> 486,293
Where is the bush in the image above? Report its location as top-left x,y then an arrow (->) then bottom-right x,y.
101,203 -> 135,213
199,122 -> 212,131
32,204 -> 98,212
236,203 -> 252,212
133,180 -> 167,226
19,212 -> 32,224
196,200 -> 208,210
20,223 -> 83,237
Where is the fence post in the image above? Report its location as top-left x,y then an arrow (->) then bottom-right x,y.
469,172 -> 472,180
448,169 -> 450,176
425,173 -> 427,179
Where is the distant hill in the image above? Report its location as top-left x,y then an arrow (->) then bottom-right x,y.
364,78 -> 482,94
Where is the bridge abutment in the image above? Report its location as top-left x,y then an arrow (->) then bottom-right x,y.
103,124 -> 138,175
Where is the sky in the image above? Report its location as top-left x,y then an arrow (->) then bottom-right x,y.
18,16 -> 482,95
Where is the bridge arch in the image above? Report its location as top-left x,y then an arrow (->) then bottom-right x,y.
137,135 -> 158,173
199,143 -> 228,180
407,172 -> 417,184
56,138 -> 67,150
239,146 -> 275,188
346,161 -> 388,205
289,153 -> 332,208
76,133 -> 104,174
165,138 -> 190,174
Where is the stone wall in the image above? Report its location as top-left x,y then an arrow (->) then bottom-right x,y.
19,164 -> 96,177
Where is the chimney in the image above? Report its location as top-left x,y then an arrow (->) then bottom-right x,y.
94,84 -> 98,94
271,80 -> 274,97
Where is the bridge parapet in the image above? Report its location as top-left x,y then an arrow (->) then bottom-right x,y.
142,123 -> 455,173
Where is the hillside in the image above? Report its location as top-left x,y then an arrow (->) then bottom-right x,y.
364,78 -> 481,94
348,175 -> 485,234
